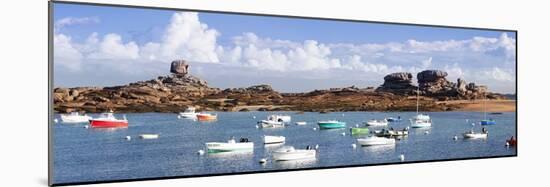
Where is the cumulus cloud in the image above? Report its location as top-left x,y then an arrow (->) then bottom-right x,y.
53,11 -> 516,92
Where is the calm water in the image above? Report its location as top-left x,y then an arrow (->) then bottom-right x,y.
52,111 -> 516,184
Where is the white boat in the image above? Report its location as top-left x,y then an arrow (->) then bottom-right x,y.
258,120 -> 285,128
267,115 -> 291,123
59,112 -> 92,123
357,136 -> 396,146
264,135 -> 286,144
178,107 -> 198,119
365,119 -> 388,126
295,121 -> 307,125
272,146 -> 316,161
139,134 -> 159,139
205,138 -> 254,153
463,129 -> 488,139
410,86 -> 432,128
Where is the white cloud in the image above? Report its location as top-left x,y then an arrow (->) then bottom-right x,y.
54,34 -> 83,71
54,17 -> 100,31
87,33 -> 140,60
483,67 -> 514,82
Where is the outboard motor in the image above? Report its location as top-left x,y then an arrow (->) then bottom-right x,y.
306,145 -> 311,150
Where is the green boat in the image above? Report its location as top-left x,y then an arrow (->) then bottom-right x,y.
350,127 -> 370,135
317,120 -> 346,129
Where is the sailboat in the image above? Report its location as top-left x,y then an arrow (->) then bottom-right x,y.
410,86 -> 432,128
480,94 -> 496,125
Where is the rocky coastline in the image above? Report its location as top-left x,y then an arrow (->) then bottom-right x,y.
54,60 -> 513,113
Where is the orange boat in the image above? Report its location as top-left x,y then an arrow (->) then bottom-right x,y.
196,113 -> 217,121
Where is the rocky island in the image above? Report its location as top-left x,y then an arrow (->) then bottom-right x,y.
54,60 -> 515,113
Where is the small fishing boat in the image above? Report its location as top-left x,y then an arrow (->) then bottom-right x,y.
196,113 -> 217,121
264,135 -> 286,144
205,138 -> 253,153
317,120 -> 346,129
373,128 -> 409,137
139,134 -> 159,139
267,115 -> 291,123
365,119 -> 388,126
295,121 -> 307,125
387,116 -> 402,122
89,111 -> 128,128
463,128 -> 488,139
178,107 -> 198,119
60,112 -> 92,123
272,146 -> 316,161
357,136 -> 396,146
258,120 -> 285,128
350,127 -> 370,135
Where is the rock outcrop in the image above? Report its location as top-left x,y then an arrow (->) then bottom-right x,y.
376,72 -> 416,94
417,70 -> 456,96
170,60 -> 189,75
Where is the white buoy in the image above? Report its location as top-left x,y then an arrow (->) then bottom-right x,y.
255,125 -> 259,129
424,131 -> 430,135
351,144 -> 357,149
315,144 -> 319,150
313,127 -> 317,131
342,113 -> 345,116
125,136 -> 131,141
177,115 -> 181,119
253,116 -> 256,119
341,132 -> 346,136
197,150 -> 205,155
84,125 -> 89,129
399,154 -> 405,162
259,158 -> 267,164
453,135 -> 458,141
355,124 -> 359,128
505,142 -> 510,147
54,118 -> 59,123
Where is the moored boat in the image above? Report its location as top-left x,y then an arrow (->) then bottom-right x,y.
264,135 -> 286,144
317,120 -> 346,129
139,134 -> 159,139
205,138 -> 253,153
357,136 -> 396,146
506,136 -> 517,146
89,111 -> 128,128
60,112 -> 92,123
295,121 -> 307,125
350,127 -> 370,135
373,128 -> 409,137
365,119 -> 388,126
480,119 -> 496,125
272,146 -> 316,161
267,114 -> 291,123
196,113 -> 217,121
387,116 -> 402,122
258,120 -> 285,128
463,128 -> 488,139
410,114 -> 432,128
178,107 -> 198,119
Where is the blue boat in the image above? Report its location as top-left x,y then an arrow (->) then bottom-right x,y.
317,120 -> 346,129
480,119 -> 496,125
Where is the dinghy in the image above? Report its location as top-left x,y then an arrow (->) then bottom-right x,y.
264,135 -> 286,144
357,136 -> 396,146
350,127 -> 370,135
60,112 -> 92,123
295,121 -> 307,125
272,146 -> 316,161
258,120 -> 285,128
463,128 -> 488,139
139,134 -> 159,139
317,120 -> 346,129
196,113 -> 217,121
373,128 -> 409,137
205,138 -> 253,153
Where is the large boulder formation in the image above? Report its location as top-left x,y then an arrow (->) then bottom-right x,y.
417,70 -> 456,96
376,72 -> 416,95
170,60 -> 189,75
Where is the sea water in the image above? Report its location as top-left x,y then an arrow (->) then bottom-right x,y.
52,111 -> 516,184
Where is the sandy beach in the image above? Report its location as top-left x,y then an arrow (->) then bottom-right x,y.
440,100 -> 516,112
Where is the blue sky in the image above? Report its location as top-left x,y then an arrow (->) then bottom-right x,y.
53,3 -> 517,93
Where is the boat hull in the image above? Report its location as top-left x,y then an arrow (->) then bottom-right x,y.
273,150 -> 316,161
264,136 -> 286,144
89,119 -> 128,128
463,133 -> 488,139
357,137 -> 396,146
205,142 -> 253,153
197,114 -> 217,121
350,127 -> 370,135
318,122 -> 346,129
178,113 -> 197,119
60,115 -> 92,123
259,120 -> 285,128
480,120 -> 496,125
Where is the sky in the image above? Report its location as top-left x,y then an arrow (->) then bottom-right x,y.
53,3 -> 517,94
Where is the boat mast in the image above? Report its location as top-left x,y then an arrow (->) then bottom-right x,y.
483,93 -> 487,120
416,85 -> 420,114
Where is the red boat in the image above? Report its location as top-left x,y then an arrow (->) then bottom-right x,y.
89,112 -> 128,128
506,136 -> 517,146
